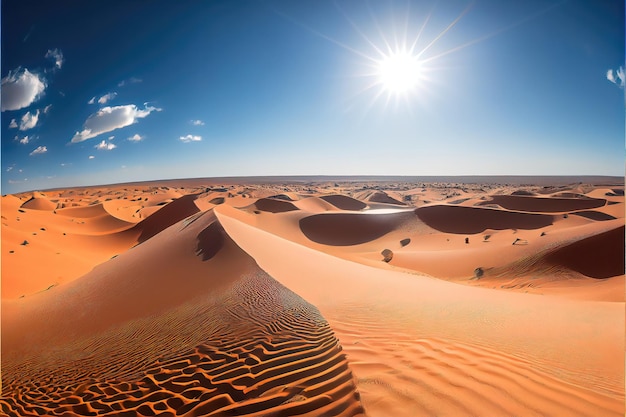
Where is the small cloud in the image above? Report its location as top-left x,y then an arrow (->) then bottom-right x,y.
16,135 -> 30,144
108,135 -> 115,140
9,119 -> 17,128
179,134 -> 202,143
43,104 -> 52,114
70,104 -> 161,143
6,166 -> 14,172
95,140 -> 116,151
98,92 -> 117,104
607,66 -> 625,88
191,119 -> 205,126
45,49 -> 64,69
118,77 -> 142,87
128,133 -> 143,141
88,96 -> 96,104
88,155 -> 95,159
29,145 -> 47,155
19,110 -> 40,130
1,68 -> 46,111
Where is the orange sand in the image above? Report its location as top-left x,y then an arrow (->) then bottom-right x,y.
1,178 -> 624,416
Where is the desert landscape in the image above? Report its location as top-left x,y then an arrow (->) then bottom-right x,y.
1,176 -> 623,416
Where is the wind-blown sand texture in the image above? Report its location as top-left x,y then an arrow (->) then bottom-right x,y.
2,177 -> 624,416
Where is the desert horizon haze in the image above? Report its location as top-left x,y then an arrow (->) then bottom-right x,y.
2,0 -> 625,416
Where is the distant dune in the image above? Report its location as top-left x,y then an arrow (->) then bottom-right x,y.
2,177 -> 624,417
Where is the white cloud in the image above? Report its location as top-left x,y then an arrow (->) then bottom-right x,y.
16,135 -> 30,144
9,119 -> 17,128
6,166 -> 13,172
19,110 -> 40,130
108,135 -> 115,140
70,104 -> 161,143
98,92 -> 117,104
118,77 -> 142,87
45,49 -> 64,69
128,133 -> 143,141
1,68 -> 46,111
43,104 -> 52,114
29,146 -> 47,155
191,119 -> 205,126
88,96 -> 96,104
179,134 -> 202,143
88,155 -> 95,159
95,140 -> 117,151
607,66 -> 625,88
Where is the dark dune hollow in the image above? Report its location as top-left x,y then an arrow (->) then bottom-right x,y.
415,205 -> 554,234
320,195 -> 368,211
479,195 -> 606,212
546,225 -> 625,279
254,198 -> 299,213
572,211 -> 617,221
300,212 -> 407,245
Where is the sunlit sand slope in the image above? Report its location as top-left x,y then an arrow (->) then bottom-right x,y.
1,211 -> 364,417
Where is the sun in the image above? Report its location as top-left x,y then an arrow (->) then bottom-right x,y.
376,50 -> 423,95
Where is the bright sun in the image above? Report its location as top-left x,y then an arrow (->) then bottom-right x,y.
376,51 -> 423,94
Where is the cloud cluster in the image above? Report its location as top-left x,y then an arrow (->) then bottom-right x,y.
87,91 -> 117,104
45,49 -> 64,69
607,67 -> 625,88
95,140 -> 116,150
71,104 -> 161,143
30,146 -> 47,155
1,68 -> 46,111
88,92 -> 118,105
191,119 -> 205,126
179,134 -> 202,143
19,110 -> 40,130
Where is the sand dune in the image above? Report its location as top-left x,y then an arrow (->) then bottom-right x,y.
320,195 -> 368,210
416,205 -> 554,234
2,210 -> 364,417
480,194 -> 606,212
300,212 -> 411,246
1,179 -> 623,416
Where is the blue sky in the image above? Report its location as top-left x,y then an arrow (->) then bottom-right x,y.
2,0 -> 624,194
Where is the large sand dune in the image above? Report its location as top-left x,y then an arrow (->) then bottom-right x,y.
1,178 -> 623,416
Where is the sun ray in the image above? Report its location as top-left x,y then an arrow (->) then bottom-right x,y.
415,1 -> 475,61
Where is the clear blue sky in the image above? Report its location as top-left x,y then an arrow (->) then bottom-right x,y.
2,0 -> 624,194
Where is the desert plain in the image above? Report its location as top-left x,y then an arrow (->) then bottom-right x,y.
1,176 -> 624,416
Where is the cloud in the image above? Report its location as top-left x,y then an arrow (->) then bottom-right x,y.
1,68 -> 46,111
29,146 -> 47,155
88,155 -> 95,159
98,92 -> 117,104
95,140 -> 117,151
88,96 -> 96,104
9,119 -> 17,128
19,110 -> 40,130
191,119 -> 205,126
179,134 -> 202,143
108,135 -> 115,140
43,104 -> 52,114
607,66 -> 625,88
70,104 -> 161,143
128,133 -> 143,141
45,49 -> 64,69
118,77 -> 142,87
16,135 -> 30,144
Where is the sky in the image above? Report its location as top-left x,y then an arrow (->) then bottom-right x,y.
1,0 -> 624,194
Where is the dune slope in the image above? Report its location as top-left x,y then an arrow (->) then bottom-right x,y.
1,210 -> 364,417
